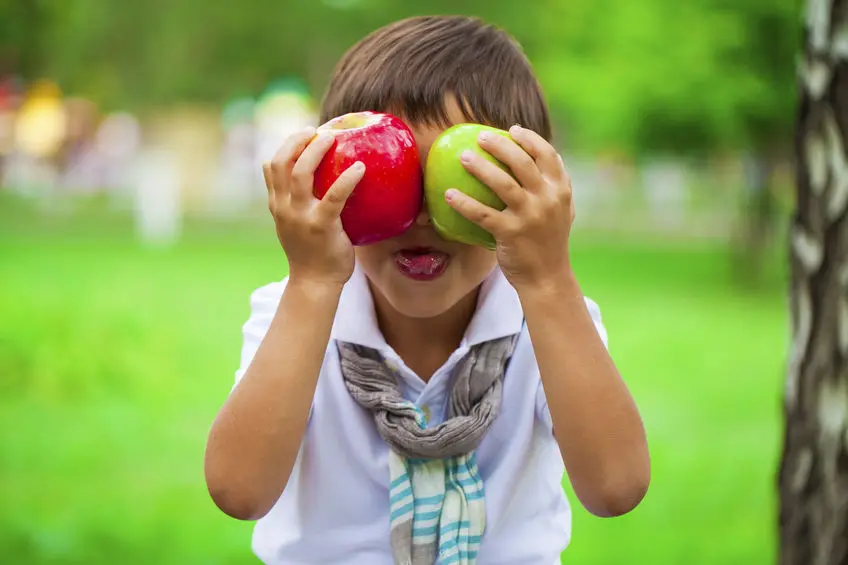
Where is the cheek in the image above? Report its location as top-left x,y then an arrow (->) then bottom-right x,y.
353,241 -> 400,278
353,245 -> 384,270
457,247 -> 498,277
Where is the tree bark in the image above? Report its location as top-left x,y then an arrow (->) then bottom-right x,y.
779,0 -> 848,563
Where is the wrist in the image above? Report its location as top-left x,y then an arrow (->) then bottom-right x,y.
513,265 -> 581,305
286,274 -> 346,302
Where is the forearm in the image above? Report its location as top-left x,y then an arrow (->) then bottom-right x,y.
205,278 -> 343,520
517,271 -> 650,517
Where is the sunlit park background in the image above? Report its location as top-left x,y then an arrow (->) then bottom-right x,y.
1,1 -> 799,563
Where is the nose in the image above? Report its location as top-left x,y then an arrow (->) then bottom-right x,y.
414,195 -> 430,227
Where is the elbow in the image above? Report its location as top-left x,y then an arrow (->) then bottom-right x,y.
207,483 -> 274,521
580,467 -> 651,518
593,478 -> 650,518
204,455 -> 278,521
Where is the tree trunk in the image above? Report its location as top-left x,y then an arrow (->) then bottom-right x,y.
778,0 -> 848,563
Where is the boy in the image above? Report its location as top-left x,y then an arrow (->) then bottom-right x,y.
205,15 -> 650,565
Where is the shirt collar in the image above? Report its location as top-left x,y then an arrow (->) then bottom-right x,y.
330,263 -> 385,350
330,263 -> 524,351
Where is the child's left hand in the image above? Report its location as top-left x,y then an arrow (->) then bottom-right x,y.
445,125 -> 575,291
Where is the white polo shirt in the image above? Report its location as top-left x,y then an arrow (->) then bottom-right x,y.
233,264 -> 608,565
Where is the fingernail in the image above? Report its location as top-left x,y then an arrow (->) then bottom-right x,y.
352,161 -> 365,172
460,150 -> 474,163
509,125 -> 522,136
445,189 -> 457,202
478,132 -> 492,142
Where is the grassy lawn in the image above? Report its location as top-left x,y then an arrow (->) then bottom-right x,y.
0,194 -> 787,564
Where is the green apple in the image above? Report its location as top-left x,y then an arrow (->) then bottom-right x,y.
424,123 -> 515,249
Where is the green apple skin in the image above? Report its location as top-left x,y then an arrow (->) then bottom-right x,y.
424,123 -> 514,249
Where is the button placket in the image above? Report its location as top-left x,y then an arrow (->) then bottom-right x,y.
383,354 -> 424,402
384,358 -> 400,373
417,366 -> 452,427
419,346 -> 467,406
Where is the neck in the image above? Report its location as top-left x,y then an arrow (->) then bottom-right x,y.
370,285 -> 479,381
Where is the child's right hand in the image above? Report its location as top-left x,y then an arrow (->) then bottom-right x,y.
262,127 -> 366,287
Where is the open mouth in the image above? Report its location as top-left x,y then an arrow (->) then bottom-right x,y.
393,247 -> 451,281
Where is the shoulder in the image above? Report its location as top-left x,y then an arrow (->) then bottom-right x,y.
247,277 -> 288,312
518,294 -> 607,347
582,295 -> 608,348
241,278 -> 288,328
530,294 -> 609,427
233,278 -> 289,385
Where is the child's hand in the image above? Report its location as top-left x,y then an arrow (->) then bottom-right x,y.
445,125 -> 575,291
263,127 -> 366,287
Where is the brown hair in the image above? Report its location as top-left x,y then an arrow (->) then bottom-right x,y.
320,16 -> 552,141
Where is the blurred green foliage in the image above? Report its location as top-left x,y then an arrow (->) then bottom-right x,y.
1,0 -> 800,155
0,1 -> 798,561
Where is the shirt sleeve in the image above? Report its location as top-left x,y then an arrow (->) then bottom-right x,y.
233,279 -> 287,388
535,296 -> 609,430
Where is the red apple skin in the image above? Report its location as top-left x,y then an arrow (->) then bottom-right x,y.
313,112 -> 423,246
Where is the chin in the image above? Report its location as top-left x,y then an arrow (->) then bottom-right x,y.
377,280 -> 467,319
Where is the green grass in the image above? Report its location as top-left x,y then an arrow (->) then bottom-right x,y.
0,194 -> 787,564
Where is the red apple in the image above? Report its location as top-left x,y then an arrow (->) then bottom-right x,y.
313,111 -> 423,246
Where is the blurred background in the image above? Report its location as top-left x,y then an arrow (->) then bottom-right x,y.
0,0 -> 798,563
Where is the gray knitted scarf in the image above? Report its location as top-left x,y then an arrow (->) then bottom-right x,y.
337,334 -> 519,565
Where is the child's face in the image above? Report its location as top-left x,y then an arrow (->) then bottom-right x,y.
353,99 -> 498,320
